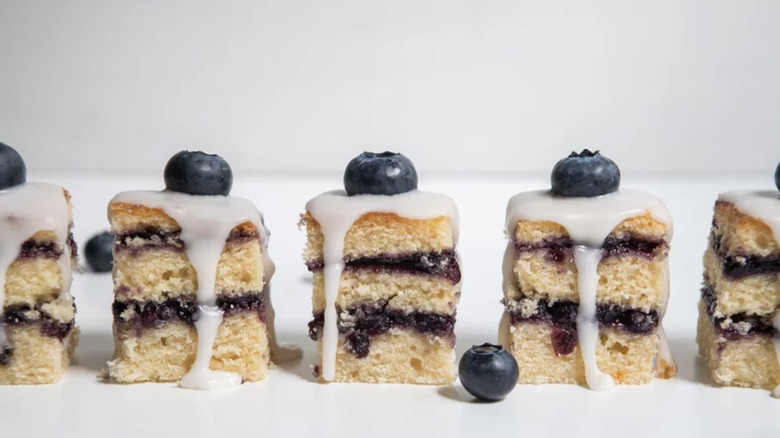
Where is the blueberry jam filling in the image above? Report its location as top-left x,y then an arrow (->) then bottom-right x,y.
0,345 -> 11,366
1,303 -> 76,341
701,283 -> 775,340
514,235 -> 666,263
506,298 -> 659,356
711,227 -> 780,279
113,293 -> 266,331
306,250 -> 461,284
114,227 -> 260,254
308,301 -> 456,358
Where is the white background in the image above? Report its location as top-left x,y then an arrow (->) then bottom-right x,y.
1,0 -> 779,175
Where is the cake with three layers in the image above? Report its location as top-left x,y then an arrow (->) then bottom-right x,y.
302,152 -> 460,384
697,164 -> 780,395
104,151 -> 285,389
499,150 -> 676,389
0,142 -> 79,385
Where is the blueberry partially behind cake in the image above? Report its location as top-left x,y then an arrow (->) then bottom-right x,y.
302,152 -> 461,384
104,151 -> 294,389
697,162 -> 780,395
499,150 -> 675,388
0,142 -> 79,385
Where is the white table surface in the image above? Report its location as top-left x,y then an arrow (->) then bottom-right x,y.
2,171 -> 779,438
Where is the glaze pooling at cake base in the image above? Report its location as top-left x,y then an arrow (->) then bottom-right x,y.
501,188 -> 675,389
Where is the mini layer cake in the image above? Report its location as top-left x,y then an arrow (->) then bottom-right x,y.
0,143 -> 78,385
104,151 -> 291,389
697,180 -> 780,395
499,150 -> 675,389
303,152 -> 460,384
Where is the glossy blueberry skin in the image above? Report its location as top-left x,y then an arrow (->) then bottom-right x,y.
775,162 -> 780,193
164,151 -> 233,196
551,149 -> 620,197
458,343 -> 518,402
85,231 -> 113,273
343,152 -> 418,196
0,142 -> 26,190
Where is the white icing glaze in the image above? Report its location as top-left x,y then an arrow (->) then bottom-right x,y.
0,183 -> 72,351
718,190 -> 780,397
111,190 -> 279,390
504,189 -> 673,390
305,189 -> 459,381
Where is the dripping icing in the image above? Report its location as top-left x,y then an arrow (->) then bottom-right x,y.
0,183 -> 73,352
718,190 -> 780,397
503,189 -> 673,390
305,189 -> 459,381
111,190 -> 294,389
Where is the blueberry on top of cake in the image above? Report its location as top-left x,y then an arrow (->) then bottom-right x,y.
105,150 -> 294,389
499,149 -> 675,389
302,151 -> 461,384
698,160 -> 780,395
0,142 -> 79,385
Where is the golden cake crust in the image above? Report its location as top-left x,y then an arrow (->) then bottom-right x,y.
713,201 -> 780,257
109,202 -> 258,236
301,212 -> 455,261
512,213 -> 669,244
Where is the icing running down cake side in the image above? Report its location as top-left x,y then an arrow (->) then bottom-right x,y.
698,187 -> 780,396
498,150 -> 676,389
302,152 -> 461,384
104,151 -> 297,389
0,142 -> 79,385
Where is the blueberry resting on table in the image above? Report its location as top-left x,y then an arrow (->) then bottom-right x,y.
0,142 -> 27,190
344,151 -> 418,196
85,231 -> 113,272
458,343 -> 518,402
164,151 -> 233,196
551,149 -> 620,197
774,161 -> 780,193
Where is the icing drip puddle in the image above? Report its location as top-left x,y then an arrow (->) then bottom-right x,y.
718,190 -> 780,397
503,189 -> 674,390
0,183 -> 73,357
305,189 -> 459,381
111,190 -> 298,390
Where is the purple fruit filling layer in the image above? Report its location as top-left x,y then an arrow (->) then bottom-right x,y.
506,299 -> 659,355
114,228 -> 260,254
701,283 -> 774,340
711,231 -> 780,279
308,301 -> 456,358
0,303 -> 76,366
514,235 -> 667,263
113,293 -> 266,331
306,250 -> 461,284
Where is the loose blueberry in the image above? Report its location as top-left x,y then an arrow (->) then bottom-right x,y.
551,149 -> 620,197
343,152 -> 418,196
775,161 -> 780,193
84,231 -> 113,272
0,142 -> 26,190
164,151 -> 232,196
458,343 -> 518,402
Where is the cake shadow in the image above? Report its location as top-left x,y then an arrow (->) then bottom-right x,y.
272,330 -> 316,382
72,330 -> 114,374
667,337 -> 713,385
